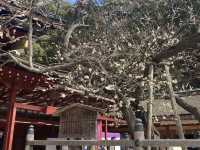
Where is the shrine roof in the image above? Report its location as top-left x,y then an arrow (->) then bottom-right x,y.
55,103 -> 105,115
141,95 -> 200,117
0,62 -> 115,110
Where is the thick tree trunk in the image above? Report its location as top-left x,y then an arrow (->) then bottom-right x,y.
134,80 -> 144,109
164,64 -> 185,139
117,90 -> 136,139
121,104 -> 136,139
63,23 -> 89,60
175,95 -> 200,121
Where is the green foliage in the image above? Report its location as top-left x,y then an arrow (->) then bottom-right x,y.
33,43 -> 46,63
35,30 -> 64,65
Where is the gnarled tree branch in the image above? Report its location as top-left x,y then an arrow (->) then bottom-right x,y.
175,95 -> 200,121
63,23 -> 89,58
28,10 -> 33,68
153,33 -> 200,63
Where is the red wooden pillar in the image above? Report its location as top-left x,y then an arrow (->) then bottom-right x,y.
96,120 -> 103,150
3,87 -> 17,150
97,120 -> 103,141
105,119 -> 109,150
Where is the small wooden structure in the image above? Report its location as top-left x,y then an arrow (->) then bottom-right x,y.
56,103 -> 105,139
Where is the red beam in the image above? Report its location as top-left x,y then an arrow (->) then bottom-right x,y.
0,118 -> 59,126
15,120 -> 59,126
14,103 -> 57,115
14,103 -> 44,112
45,106 -> 57,115
3,87 -> 17,150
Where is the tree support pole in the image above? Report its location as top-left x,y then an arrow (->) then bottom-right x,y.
3,86 -> 16,150
147,64 -> 154,150
105,119 -> 108,150
164,64 -> 185,139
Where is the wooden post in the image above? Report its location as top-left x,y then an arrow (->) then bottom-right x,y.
147,64 -> 154,150
134,118 -> 144,150
3,87 -> 17,150
195,131 -> 200,150
164,64 -> 185,139
97,120 -> 103,150
105,119 -> 108,150
98,120 -> 103,141
25,125 -> 34,150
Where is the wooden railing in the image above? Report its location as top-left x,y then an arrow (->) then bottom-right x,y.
25,119 -> 200,150
26,139 -> 200,149
27,139 -> 135,146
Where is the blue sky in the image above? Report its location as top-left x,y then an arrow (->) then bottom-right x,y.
65,0 -> 103,5
65,0 -> 77,4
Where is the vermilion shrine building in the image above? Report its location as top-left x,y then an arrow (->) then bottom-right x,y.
0,64 -> 199,150
0,63 -> 125,150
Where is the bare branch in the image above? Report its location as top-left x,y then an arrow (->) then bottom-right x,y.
28,10 -> 33,68
0,36 -> 26,48
0,0 -> 65,30
8,53 -> 40,73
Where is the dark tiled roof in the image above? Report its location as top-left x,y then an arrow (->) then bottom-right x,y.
141,95 -> 200,116
55,103 -> 105,116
